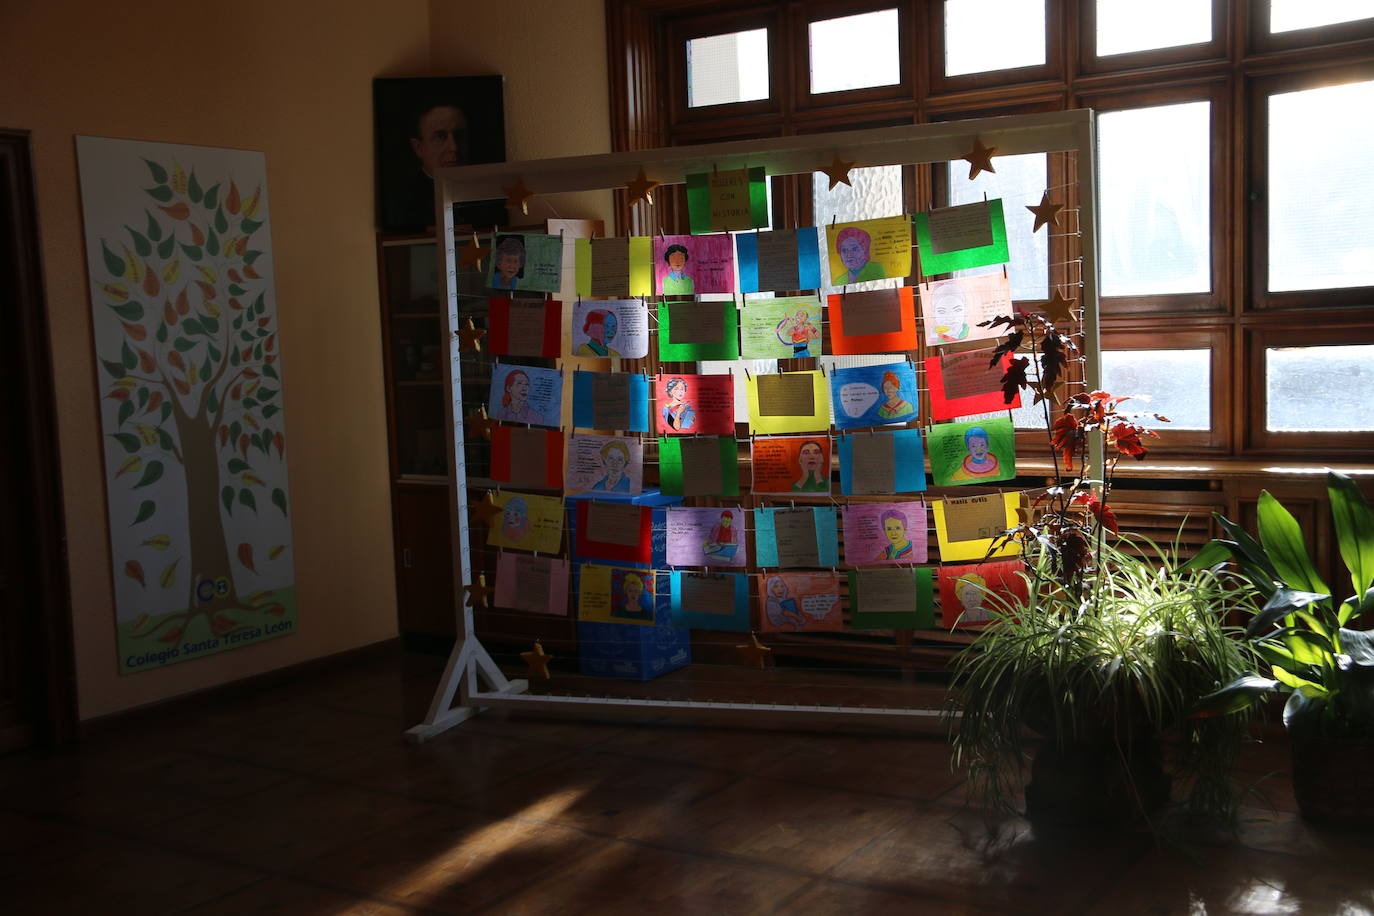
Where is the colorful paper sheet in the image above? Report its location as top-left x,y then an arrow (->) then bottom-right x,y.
488,364 -> 563,428
574,499 -> 652,564
841,501 -> 928,567
919,273 -> 1013,346
488,298 -> 562,358
670,571 -> 750,632
938,559 -> 1028,628
579,563 -> 657,626
825,215 -> 912,285
657,300 -> 740,361
830,361 -> 919,430
837,429 -> 926,495
757,571 -> 843,633
486,491 -> 564,553
490,426 -> 563,489
914,199 -> 1009,276
666,507 -> 747,568
657,436 -> 739,497
848,568 -> 935,630
828,287 -> 919,355
574,236 -> 653,298
753,505 -> 839,568
654,373 -> 735,435
570,299 -> 649,359
932,492 -> 1021,562
566,434 -> 643,496
928,417 -> 1015,486
739,297 -> 824,359
927,347 -> 1021,421
653,234 -> 735,295
686,166 -> 769,234
494,553 -> 570,616
571,370 -> 650,432
749,436 -> 831,495
745,370 -> 829,435
488,233 -> 563,293
736,228 -> 822,293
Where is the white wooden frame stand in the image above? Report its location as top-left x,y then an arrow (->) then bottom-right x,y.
406,109 -> 1103,743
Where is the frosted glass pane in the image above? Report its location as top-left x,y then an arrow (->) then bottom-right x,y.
687,29 -> 769,107
948,153 -> 1049,301
944,0 -> 1046,76
813,165 -> 904,295
1266,345 -> 1374,431
809,9 -> 901,94
1268,80 -> 1374,292
1098,101 -> 1211,297
1271,0 -> 1374,33
1100,349 -> 1210,430
1096,0 -> 1212,56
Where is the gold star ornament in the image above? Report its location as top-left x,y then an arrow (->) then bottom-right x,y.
455,317 -> 486,353
625,168 -> 661,206
458,232 -> 490,270
503,178 -> 534,215
465,406 -> 496,441
1041,288 -> 1077,324
736,633 -> 773,670
961,138 -> 997,181
521,641 -> 554,679
470,490 -> 504,527
463,572 -> 493,610
1026,191 -> 1064,233
820,154 -> 856,191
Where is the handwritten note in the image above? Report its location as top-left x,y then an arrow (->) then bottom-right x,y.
679,571 -> 737,613
589,237 -> 628,297
756,373 -> 815,418
658,301 -> 740,361
942,493 -> 1010,543
747,370 -> 829,435
914,199 -> 1009,276
838,429 -> 925,495
838,288 -> 902,336
572,371 -> 650,432
505,299 -> 552,356
847,432 -> 895,494
848,568 -> 934,630
927,348 -> 1019,421
591,373 -> 631,429
687,166 -> 769,234
508,428 -> 550,488
574,236 -> 653,298
494,553 -> 570,616
678,436 -> 726,497
585,500 -> 645,547
669,302 -> 724,344
736,229 -> 822,293
772,507 -> 821,567
929,201 -> 994,254
931,492 -> 1020,562
753,506 -> 839,568
828,286 -> 918,355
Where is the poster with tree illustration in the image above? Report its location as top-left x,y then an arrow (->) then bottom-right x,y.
77,137 -> 296,674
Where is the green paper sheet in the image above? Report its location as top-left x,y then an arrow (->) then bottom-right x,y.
658,436 -> 740,497
686,167 -> 769,235
914,199 -> 1009,276
847,568 -> 934,630
657,300 -> 740,361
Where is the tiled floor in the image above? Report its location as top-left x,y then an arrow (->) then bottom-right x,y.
4,648 -> 1373,915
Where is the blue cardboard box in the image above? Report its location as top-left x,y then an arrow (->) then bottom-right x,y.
569,489 -> 691,681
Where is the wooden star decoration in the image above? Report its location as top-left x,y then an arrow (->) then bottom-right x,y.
458,233 -> 491,270
503,178 -> 534,215
1026,191 -> 1064,233
820,154 -> 857,191
470,491 -> 504,527
961,138 -> 997,181
521,640 -> 554,679
463,572 -> 493,610
625,168 -> 661,206
1030,377 -> 1067,406
736,633 -> 773,670
465,406 -> 497,441
455,317 -> 486,353
1041,288 -> 1077,324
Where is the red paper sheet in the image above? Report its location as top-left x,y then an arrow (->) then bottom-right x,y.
487,297 -> 562,358
574,500 -> 652,563
490,425 -> 564,488
925,348 -> 1022,421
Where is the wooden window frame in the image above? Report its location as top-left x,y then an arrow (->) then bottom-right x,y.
927,0 -> 1063,95
792,1 -> 913,114
1100,326 -> 1232,454
1246,64 -> 1374,313
1077,0 -> 1227,76
667,8 -> 785,131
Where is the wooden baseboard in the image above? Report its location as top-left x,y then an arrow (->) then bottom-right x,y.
77,637 -> 403,742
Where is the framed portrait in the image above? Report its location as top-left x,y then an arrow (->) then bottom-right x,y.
373,75 -> 507,233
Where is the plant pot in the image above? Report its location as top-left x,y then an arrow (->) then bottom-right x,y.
1290,734 -> 1374,825
1024,737 -> 1172,830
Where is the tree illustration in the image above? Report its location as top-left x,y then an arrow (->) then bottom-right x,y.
97,157 -> 288,644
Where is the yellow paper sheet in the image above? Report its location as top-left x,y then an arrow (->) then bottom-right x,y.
932,492 -> 1021,562
745,370 -> 830,435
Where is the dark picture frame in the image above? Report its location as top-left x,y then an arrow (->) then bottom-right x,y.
373,75 -> 508,233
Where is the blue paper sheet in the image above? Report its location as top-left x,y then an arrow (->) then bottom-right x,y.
571,370 -> 650,432
670,571 -> 750,632
838,429 -> 926,495
753,505 -> 839,568
736,228 -> 822,294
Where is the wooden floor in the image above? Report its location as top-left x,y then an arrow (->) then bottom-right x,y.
4,647 -> 1373,915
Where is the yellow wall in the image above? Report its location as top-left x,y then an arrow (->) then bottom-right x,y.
428,0 -> 615,224
0,0 -> 432,718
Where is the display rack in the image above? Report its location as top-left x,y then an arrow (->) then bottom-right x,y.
406,109 -> 1103,743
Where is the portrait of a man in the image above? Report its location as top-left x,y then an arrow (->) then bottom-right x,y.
374,76 -> 507,232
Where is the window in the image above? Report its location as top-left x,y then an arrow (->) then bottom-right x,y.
948,153 -> 1050,302
1094,0 -> 1211,56
808,9 -> 901,94
1265,345 -> 1374,432
687,29 -> 769,107
1100,349 -> 1210,430
943,0 -> 1046,76
1269,0 -> 1374,33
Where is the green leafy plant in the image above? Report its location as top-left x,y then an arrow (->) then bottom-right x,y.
1189,472 -> 1374,739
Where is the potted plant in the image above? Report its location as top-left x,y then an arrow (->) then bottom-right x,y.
1188,471 -> 1374,824
947,314 -> 1258,831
